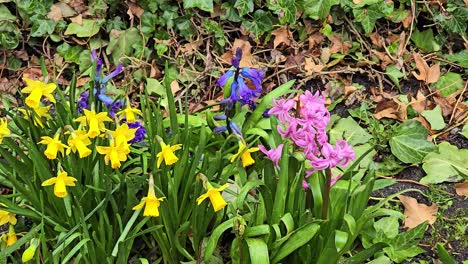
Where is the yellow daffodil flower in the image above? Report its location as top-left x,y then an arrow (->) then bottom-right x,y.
197,182 -> 229,212
0,209 -> 16,226
117,105 -> 142,123
21,78 -> 56,108
41,170 -> 77,198
132,174 -> 165,217
0,118 -> 10,144
96,140 -> 130,169
67,130 -> 92,158
74,109 -> 112,138
19,105 -> 51,128
1,225 -> 17,247
156,141 -> 182,168
230,141 -> 259,167
38,133 -> 68,160
109,123 -> 137,147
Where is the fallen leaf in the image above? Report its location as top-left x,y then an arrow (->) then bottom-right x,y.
68,0 -> 87,13
372,50 -> 393,69
409,90 -> 427,114
329,34 -> 352,54
374,97 -> 408,121
272,27 -> 292,49
127,2 -> 144,20
50,3 -> 77,22
402,11 -> 413,28
455,181 -> 468,196
170,80 -> 181,94
432,93 -> 453,117
412,53 -> 440,84
398,195 -> 438,229
231,39 -> 254,68
180,37 -> 203,55
353,0 -> 363,3
370,32 -> 382,48
304,57 -> 324,75
70,14 -> 83,25
76,77 -> 90,87
308,32 -> 324,50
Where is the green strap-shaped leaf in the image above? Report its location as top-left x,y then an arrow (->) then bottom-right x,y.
204,219 -> 234,261
245,238 -> 270,264
271,223 -> 320,263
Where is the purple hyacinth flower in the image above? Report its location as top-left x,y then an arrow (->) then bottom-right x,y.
102,64 -> 123,84
232,48 -> 242,69
97,93 -> 114,106
258,144 -> 284,169
128,121 -> 146,143
214,114 -> 227,120
91,50 -> 98,62
240,68 -> 264,90
95,58 -> 103,82
213,126 -> 227,134
108,101 -> 123,117
217,70 -> 234,87
228,121 -> 243,137
77,91 -> 89,113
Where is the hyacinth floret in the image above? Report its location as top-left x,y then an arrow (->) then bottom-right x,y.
269,91 -> 355,178
217,48 -> 265,109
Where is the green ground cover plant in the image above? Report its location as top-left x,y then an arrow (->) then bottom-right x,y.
0,0 -> 466,263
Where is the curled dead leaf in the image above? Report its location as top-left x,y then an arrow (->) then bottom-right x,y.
272,27 -> 292,49
304,57 -> 324,75
455,181 -> 468,196
127,2 -> 144,20
398,195 -> 438,229
409,90 -> 427,114
412,53 -> 440,84
231,39 -> 254,68
308,32 -> 324,50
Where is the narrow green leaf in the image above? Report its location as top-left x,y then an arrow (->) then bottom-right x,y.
245,238 -> 270,264
271,223 -> 320,263
204,219 -> 234,261
436,243 -> 456,264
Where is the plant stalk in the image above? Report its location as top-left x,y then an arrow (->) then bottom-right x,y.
322,168 -> 332,219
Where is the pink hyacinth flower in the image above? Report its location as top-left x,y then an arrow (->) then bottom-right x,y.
258,144 -> 284,169
269,98 -> 295,123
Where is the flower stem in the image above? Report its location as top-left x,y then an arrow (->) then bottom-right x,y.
322,168 -> 332,219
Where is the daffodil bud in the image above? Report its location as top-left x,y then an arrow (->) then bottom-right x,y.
22,238 -> 40,263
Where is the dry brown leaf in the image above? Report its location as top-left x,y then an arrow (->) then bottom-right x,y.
409,90 -> 427,114
374,97 -> 408,121
170,80 -> 181,94
329,34 -> 352,54
308,32 -> 324,50
70,14 -> 83,25
272,27 -> 292,49
372,50 -> 393,69
180,37 -> 203,55
402,11 -> 413,28
232,39 -> 254,68
412,53 -> 440,84
68,0 -> 87,13
370,32 -> 382,48
455,181 -> 468,196
433,94 -> 453,117
344,85 -> 358,96
76,77 -> 90,87
304,57 -> 324,75
398,195 -> 438,229
415,116 -> 435,134
48,3 -> 77,22
127,2 -> 144,20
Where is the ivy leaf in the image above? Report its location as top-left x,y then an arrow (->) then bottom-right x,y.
183,0 -> 213,13
461,124 -> 468,139
443,50 -> 468,68
242,10 -> 273,40
329,117 -> 373,145
434,4 -> 468,37
106,28 -> 142,65
234,0 -> 254,16
431,72 -> 463,97
389,120 -> 435,164
65,19 -> 104,37
421,105 -> 445,130
410,28 -> 440,52
56,42 -> 82,64
385,65 -> 405,89
304,0 -> 333,20
421,142 -> 468,184
30,19 -> 56,37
